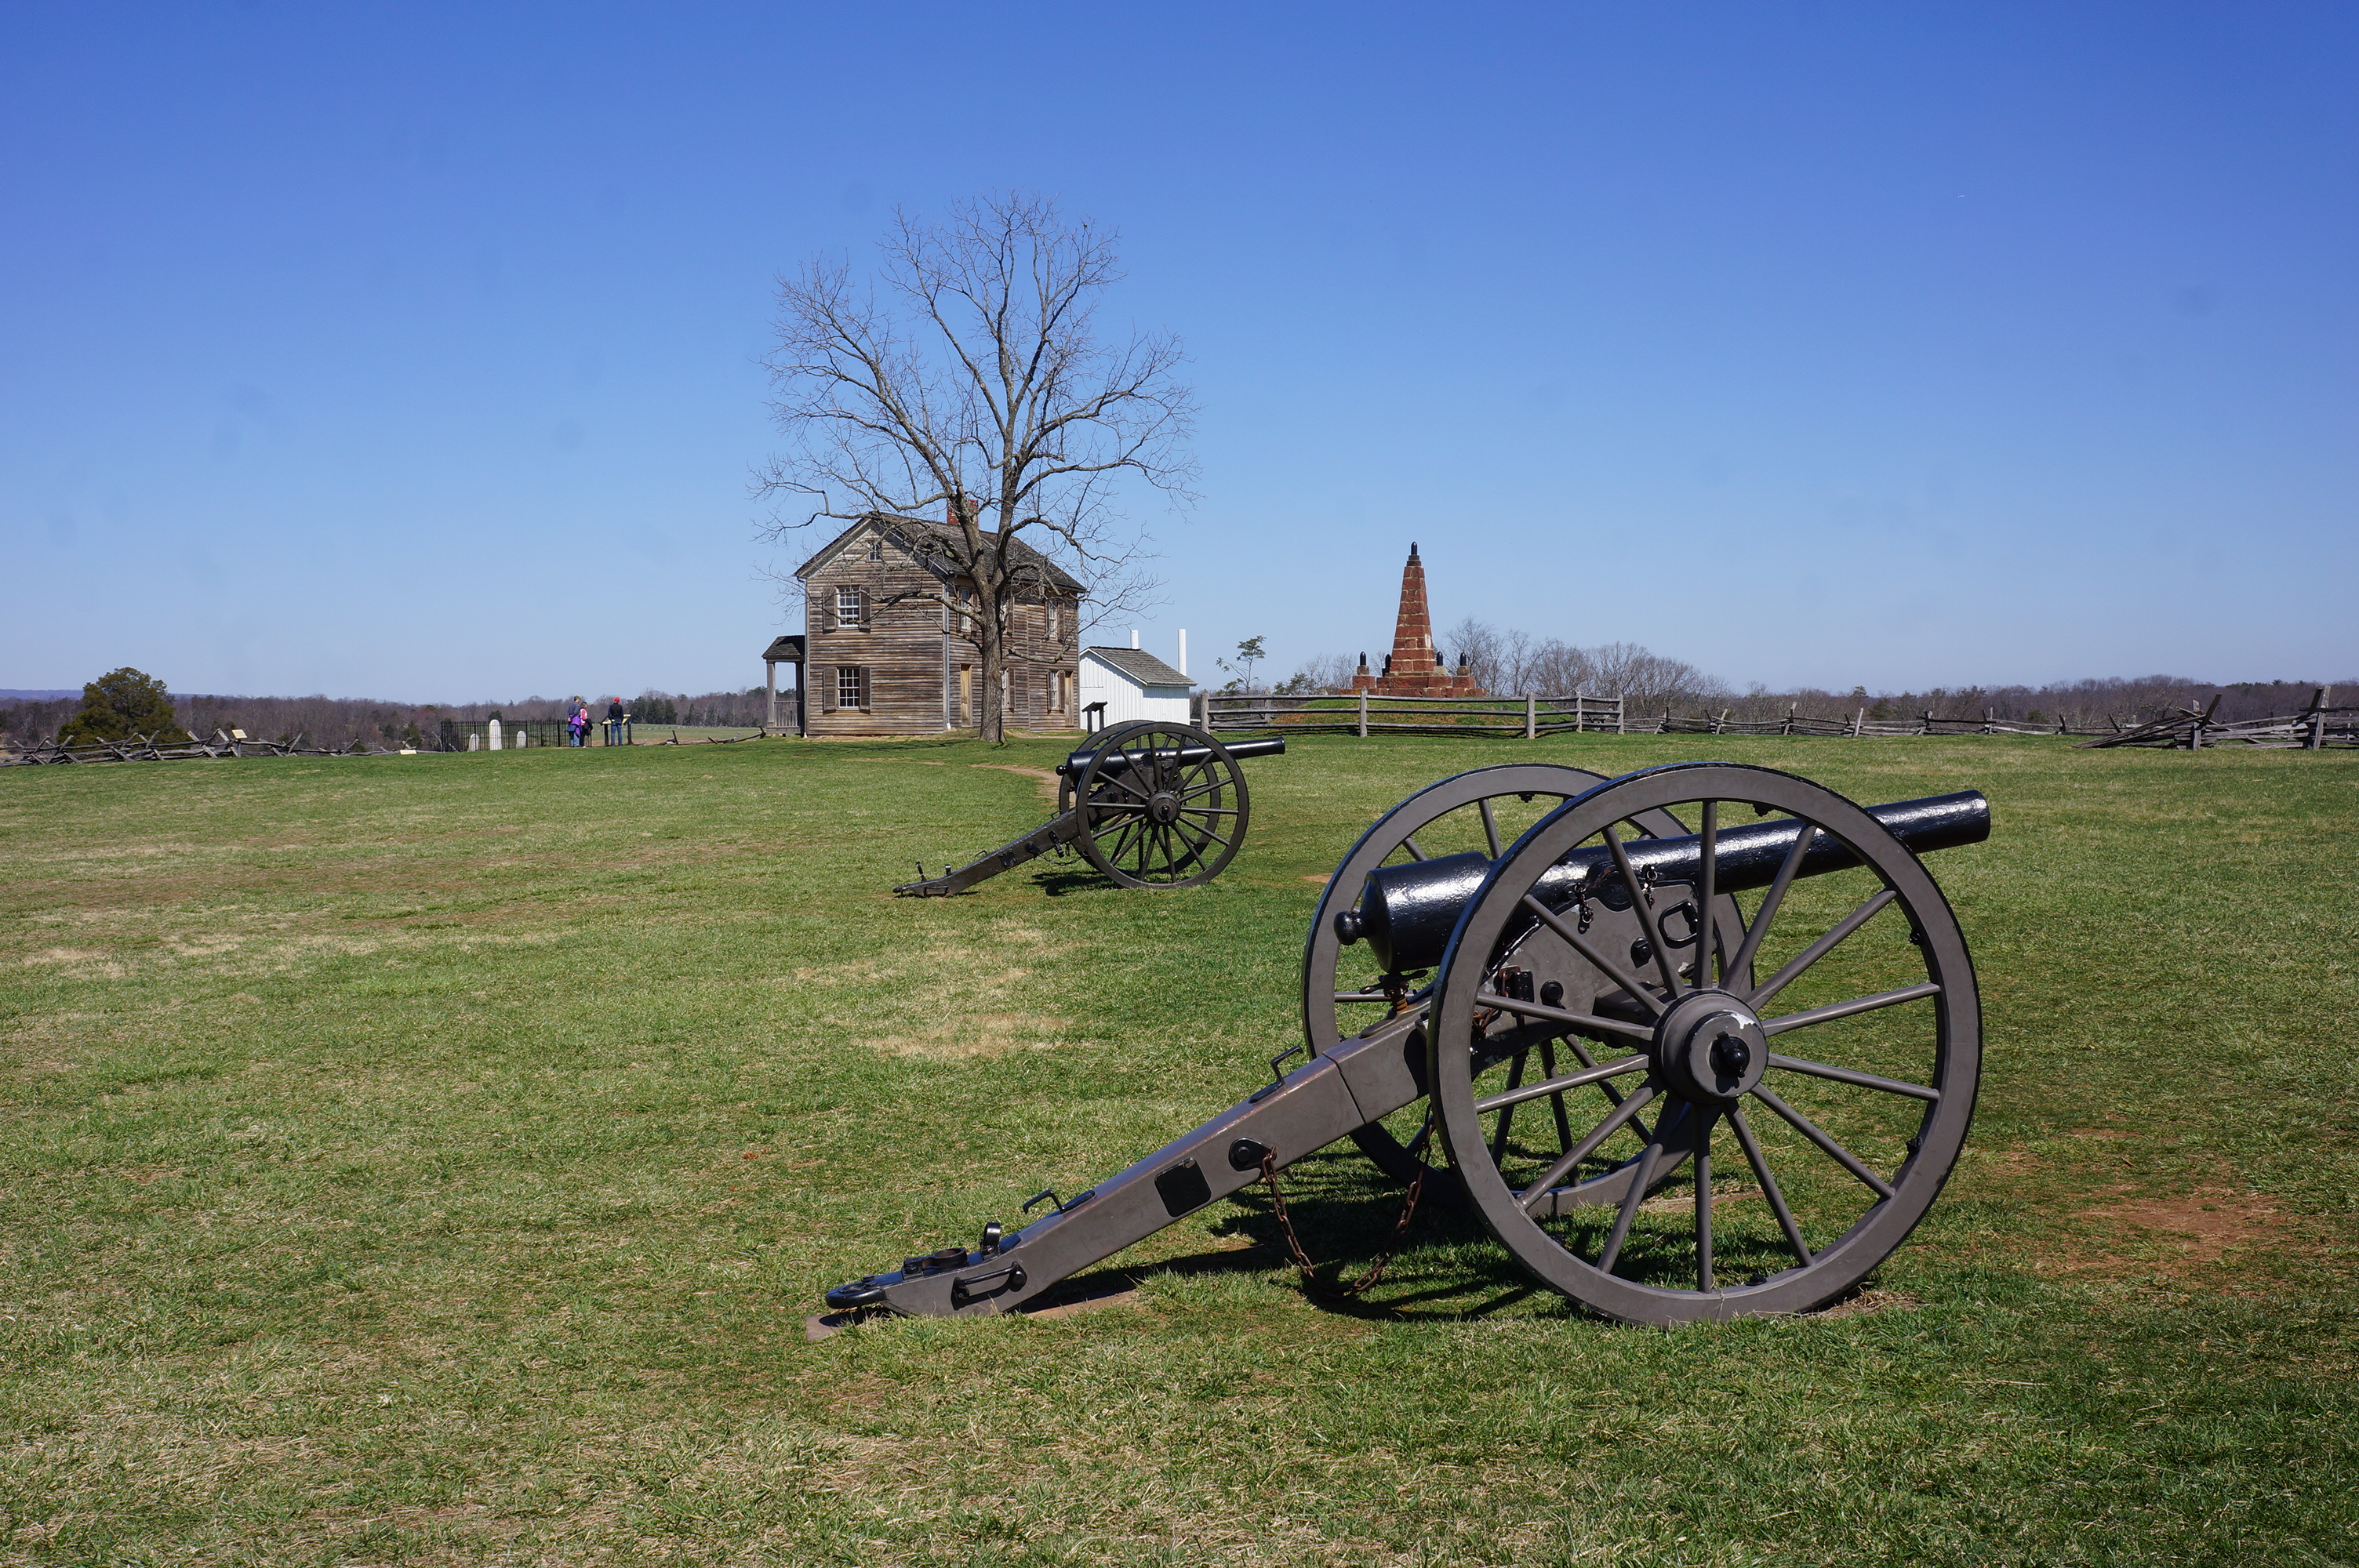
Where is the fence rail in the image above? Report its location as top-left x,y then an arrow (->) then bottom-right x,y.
2077,688 -> 2356,750
1201,689 -> 2357,750
1203,691 -> 1626,738
0,728 -> 391,765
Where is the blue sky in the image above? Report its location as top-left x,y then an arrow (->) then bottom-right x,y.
4,2 -> 2352,702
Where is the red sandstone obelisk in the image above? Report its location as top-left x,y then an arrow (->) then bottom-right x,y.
1355,542 -> 1479,696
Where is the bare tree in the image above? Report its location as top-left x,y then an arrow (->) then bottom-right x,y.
754,192 -> 1195,741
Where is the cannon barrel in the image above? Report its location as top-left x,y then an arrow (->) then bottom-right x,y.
1058,732 -> 1285,779
1337,789 -> 1989,975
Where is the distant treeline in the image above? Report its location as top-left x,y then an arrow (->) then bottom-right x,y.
1711,677 -> 2351,731
1281,622 -> 2352,732
0,687 -> 772,751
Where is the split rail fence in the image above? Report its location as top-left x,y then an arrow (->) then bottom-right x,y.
1204,687 -> 2356,750
1,729 -> 392,766
1203,691 -> 1626,738
2076,688 -> 2355,750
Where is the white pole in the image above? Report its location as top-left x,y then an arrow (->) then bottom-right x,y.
1178,628 -> 1187,677
1131,629 -> 1140,649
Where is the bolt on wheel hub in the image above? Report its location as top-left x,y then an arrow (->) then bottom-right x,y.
1652,990 -> 1769,1103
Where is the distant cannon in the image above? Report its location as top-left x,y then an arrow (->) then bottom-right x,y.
895,721 -> 1285,895
841,761 -> 1989,1327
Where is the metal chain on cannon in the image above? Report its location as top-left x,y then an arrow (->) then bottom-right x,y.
1256,1109 -> 1434,1299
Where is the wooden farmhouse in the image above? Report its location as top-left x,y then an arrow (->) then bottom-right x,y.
794,511 -> 1085,737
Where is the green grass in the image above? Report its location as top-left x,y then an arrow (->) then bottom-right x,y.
2,734 -> 2352,1566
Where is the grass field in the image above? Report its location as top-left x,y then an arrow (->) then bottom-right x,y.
2,734 -> 2353,1566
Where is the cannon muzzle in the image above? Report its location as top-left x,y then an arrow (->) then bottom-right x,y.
1336,789 -> 1989,974
1059,733 -> 1285,779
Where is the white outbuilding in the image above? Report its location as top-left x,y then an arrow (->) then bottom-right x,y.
1077,646 -> 1193,731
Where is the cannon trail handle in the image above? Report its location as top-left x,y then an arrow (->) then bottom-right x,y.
824,1009 -> 1430,1318
893,811 -> 1083,897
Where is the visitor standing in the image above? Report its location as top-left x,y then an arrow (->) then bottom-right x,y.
567,697 -> 588,747
605,696 -> 626,746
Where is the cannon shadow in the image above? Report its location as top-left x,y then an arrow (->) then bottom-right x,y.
1018,1147 -> 1552,1323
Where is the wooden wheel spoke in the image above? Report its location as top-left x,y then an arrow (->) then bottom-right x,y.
1747,887 -> 1899,1011
1474,1054 -> 1648,1115
1728,1104 -> 1812,1265
1602,821 -> 1682,995
1727,825 -> 1815,985
1519,895 -> 1666,1019
1761,982 -> 1941,1039
1596,1109 -> 1675,1275
1489,1051 -> 1528,1163
1694,1108 -> 1719,1290
1748,1085 -> 1896,1200
1765,1051 -> 1939,1102
1472,990 -> 1652,1043
1693,800 -> 1717,990
1094,816 -> 1141,866
1175,822 -> 1234,858
1097,769 -> 1153,804
1539,1040 -> 1576,1153
1559,1036 -> 1649,1137
1519,1083 -> 1656,1212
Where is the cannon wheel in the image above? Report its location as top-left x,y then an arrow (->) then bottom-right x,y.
1074,721 -> 1250,890
1302,764 -> 1747,1205
1427,763 -> 1982,1326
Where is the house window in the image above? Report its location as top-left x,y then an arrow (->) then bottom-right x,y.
1049,670 -> 1066,713
838,666 -> 869,709
836,586 -> 866,629
868,536 -> 884,561
1049,604 -> 1061,642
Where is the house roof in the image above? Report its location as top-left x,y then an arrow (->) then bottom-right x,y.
1083,646 -> 1191,688
791,512 -> 1087,594
761,634 -> 805,663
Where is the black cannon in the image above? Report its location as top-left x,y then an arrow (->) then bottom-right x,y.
896,721 -> 1285,895
842,760 -> 1987,1326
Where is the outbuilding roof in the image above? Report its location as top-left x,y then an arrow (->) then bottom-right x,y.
791,512 -> 1087,594
1083,646 -> 1192,688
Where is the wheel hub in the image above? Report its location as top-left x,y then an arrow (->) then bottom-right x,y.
1652,990 -> 1769,1103
1147,791 -> 1181,826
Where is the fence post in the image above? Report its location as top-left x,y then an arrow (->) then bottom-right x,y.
1783,702 -> 1795,737
2309,686 -> 2329,750
1358,692 -> 1368,739
1616,691 -> 1624,734
1852,707 -> 1864,737
1525,693 -> 1536,740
